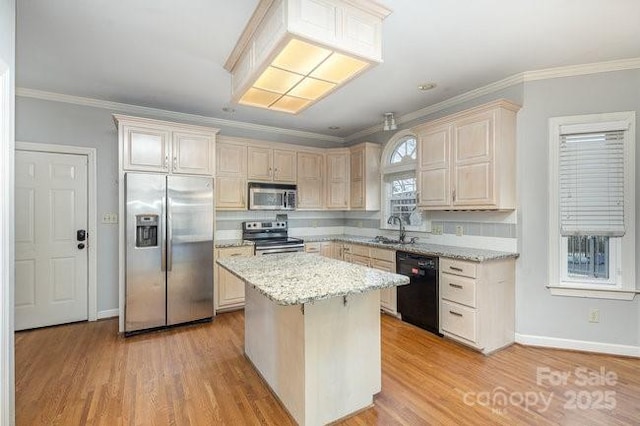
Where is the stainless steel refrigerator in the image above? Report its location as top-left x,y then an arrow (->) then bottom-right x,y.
125,173 -> 214,334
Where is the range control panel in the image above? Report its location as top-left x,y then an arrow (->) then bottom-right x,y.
242,221 -> 288,231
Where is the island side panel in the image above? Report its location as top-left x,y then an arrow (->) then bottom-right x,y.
244,284 -> 305,423
303,290 -> 382,425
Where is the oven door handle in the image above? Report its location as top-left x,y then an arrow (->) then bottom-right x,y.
256,246 -> 304,255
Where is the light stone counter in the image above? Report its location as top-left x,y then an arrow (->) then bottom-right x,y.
216,252 -> 409,306
214,239 -> 253,249
302,234 -> 518,262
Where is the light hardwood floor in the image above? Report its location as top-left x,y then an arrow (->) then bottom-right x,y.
15,311 -> 640,425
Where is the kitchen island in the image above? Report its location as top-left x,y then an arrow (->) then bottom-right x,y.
216,252 -> 409,426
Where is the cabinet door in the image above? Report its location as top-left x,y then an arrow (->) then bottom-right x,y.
320,242 -> 333,257
350,147 -> 364,180
273,149 -> 297,182
326,152 -> 349,209
216,143 -> 247,176
297,152 -> 324,209
172,131 -> 215,175
350,180 -> 364,209
247,146 -> 273,181
215,246 -> 253,311
418,125 -> 451,208
452,112 -> 495,207
215,177 -> 246,210
123,125 -> 171,172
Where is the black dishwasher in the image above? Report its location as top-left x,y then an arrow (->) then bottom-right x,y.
396,251 -> 441,336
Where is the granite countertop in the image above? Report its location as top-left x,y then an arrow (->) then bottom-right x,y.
302,234 -> 518,262
215,239 -> 254,249
217,252 -> 409,306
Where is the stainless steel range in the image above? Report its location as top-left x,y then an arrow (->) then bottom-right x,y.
242,221 -> 304,255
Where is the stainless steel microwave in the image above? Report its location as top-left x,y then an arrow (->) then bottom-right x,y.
248,183 -> 297,210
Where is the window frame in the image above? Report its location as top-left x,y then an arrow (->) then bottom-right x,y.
380,130 -> 426,232
547,111 -> 637,300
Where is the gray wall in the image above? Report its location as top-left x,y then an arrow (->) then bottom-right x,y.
15,97 -> 343,313
16,68 -> 640,349
516,69 -> 640,346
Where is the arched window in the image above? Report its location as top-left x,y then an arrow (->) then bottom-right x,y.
380,131 -> 424,231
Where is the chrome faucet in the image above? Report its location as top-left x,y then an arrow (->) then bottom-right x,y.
387,215 -> 406,243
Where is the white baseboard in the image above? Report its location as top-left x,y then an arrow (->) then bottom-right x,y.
96,309 -> 119,320
515,333 -> 640,358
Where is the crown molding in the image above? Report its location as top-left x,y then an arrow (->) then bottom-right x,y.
346,56 -> 640,141
16,87 -> 345,143
523,57 -> 640,82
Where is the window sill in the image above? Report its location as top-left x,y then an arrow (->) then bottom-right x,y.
546,284 -> 639,301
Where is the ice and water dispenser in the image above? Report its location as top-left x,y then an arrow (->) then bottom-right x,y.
135,214 -> 158,247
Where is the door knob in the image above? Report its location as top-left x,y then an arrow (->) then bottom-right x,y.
77,243 -> 85,250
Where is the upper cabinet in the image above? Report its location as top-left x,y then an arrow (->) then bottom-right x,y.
297,151 -> 324,210
216,140 -> 248,210
114,115 -> 218,176
350,142 -> 381,211
248,146 -> 296,183
415,100 -> 520,210
325,149 -> 350,209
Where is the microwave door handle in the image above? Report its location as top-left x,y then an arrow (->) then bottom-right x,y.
283,191 -> 288,209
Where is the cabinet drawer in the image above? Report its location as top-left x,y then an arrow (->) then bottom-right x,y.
351,244 -> 370,257
370,248 -> 395,262
440,258 -> 477,278
441,301 -> 477,343
351,254 -> 370,267
440,274 -> 476,308
305,242 -> 321,253
216,246 -> 254,258
371,259 -> 394,273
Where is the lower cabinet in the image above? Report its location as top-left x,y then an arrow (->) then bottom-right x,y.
340,243 -> 398,316
214,245 -> 254,313
439,257 -> 515,354
304,241 -> 333,257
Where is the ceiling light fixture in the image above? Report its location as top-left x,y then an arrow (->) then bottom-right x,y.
383,113 -> 397,131
224,0 -> 391,115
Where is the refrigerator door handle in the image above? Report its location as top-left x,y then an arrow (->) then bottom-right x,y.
161,194 -> 167,272
167,195 -> 173,271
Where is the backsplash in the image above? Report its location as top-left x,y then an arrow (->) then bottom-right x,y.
216,209 -> 518,252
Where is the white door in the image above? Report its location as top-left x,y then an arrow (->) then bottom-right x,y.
14,150 -> 88,330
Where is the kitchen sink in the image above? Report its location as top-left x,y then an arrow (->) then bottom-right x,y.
369,236 -> 416,245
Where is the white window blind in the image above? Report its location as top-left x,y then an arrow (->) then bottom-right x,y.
559,130 -> 625,237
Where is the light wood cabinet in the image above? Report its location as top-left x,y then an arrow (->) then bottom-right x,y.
215,141 -> 247,210
341,243 -> 397,315
248,146 -> 296,183
325,149 -> 350,209
115,115 -> 217,176
305,241 -> 333,257
439,257 -> 515,354
214,245 -> 254,312
415,100 -> 519,210
349,143 -> 381,211
297,152 -> 324,209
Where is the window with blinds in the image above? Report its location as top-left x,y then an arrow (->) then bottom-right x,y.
559,130 -> 625,237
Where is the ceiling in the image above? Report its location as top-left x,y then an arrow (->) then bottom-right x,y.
16,0 -> 640,140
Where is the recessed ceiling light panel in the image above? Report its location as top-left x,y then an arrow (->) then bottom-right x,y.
224,0 -> 391,114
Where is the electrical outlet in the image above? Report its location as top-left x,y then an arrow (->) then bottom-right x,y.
432,225 -> 443,235
311,220 -> 318,228
357,220 -> 363,228
588,308 -> 600,323
455,225 -> 464,236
